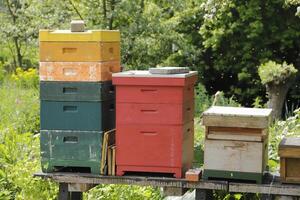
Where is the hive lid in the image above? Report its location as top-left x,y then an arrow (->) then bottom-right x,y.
202,106 -> 272,128
39,29 -> 120,42
279,137 -> 300,149
279,137 -> 300,158
112,70 -> 198,78
149,67 -> 189,74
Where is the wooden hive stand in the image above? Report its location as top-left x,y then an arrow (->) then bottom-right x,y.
34,172 -> 300,200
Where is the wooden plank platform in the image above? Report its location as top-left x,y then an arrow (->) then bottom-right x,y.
229,175 -> 300,196
34,172 -> 227,190
34,172 -> 300,197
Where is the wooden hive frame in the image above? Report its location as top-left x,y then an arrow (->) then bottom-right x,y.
279,137 -> 300,183
205,126 -> 269,142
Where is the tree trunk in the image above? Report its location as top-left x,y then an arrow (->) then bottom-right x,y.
266,81 -> 292,120
102,0 -> 107,27
5,0 -> 23,68
108,0 -> 115,30
13,36 -> 22,68
68,0 -> 84,20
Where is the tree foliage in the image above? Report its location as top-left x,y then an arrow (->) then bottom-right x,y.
286,0 -> 300,5
258,61 -> 298,85
199,0 -> 300,106
258,61 -> 298,118
0,0 -> 299,108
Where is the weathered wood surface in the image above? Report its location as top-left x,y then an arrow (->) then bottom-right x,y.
34,172 -> 300,196
229,174 -> 300,196
279,137 -> 300,158
204,139 -> 265,173
206,127 -> 267,142
279,137 -> 300,184
280,158 -> 300,184
34,172 -> 227,190
229,182 -> 300,196
202,106 -> 272,129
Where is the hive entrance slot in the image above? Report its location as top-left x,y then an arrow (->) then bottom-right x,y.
123,171 -> 175,178
63,87 -> 78,94
207,177 -> 258,184
53,166 -> 91,173
140,89 -> 157,92
62,48 -> 77,53
109,104 -> 115,111
63,136 -> 78,143
109,85 -> 115,93
63,105 -> 78,112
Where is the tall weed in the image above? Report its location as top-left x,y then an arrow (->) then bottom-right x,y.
0,80 -> 57,199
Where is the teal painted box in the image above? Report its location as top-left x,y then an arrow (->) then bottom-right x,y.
40,100 -> 115,131
40,81 -> 115,102
40,130 -> 103,174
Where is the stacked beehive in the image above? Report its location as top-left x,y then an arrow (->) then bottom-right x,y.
112,68 -> 198,178
39,22 -> 120,174
202,106 -> 272,183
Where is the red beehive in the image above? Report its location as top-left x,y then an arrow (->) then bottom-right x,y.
112,69 -> 198,178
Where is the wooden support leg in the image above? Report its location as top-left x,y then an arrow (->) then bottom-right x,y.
195,189 -> 213,200
58,183 -> 83,200
69,192 -> 83,200
243,193 -> 258,200
58,183 -> 69,200
261,194 -> 275,200
163,187 -> 187,196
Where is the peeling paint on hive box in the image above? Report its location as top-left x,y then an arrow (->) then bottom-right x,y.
40,130 -> 103,174
39,61 -> 120,82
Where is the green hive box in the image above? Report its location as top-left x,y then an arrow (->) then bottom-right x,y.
40,81 -> 115,102
40,100 -> 115,131
40,130 -> 103,174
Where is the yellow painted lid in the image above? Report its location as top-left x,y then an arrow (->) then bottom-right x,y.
39,30 -> 120,42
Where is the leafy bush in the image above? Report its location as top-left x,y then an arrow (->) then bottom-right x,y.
258,61 -> 298,85
85,185 -> 163,200
268,108 -> 300,171
0,82 -> 40,133
0,130 -> 58,200
194,83 -> 212,116
11,67 -> 39,89
252,96 -> 266,108
194,84 -> 240,117
0,80 -> 57,199
0,63 -> 6,84
212,91 -> 241,107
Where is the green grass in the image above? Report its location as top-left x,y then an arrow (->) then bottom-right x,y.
0,80 -> 57,200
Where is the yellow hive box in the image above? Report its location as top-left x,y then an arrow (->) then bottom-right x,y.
39,30 -> 120,42
40,42 -> 120,62
39,61 -> 120,82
